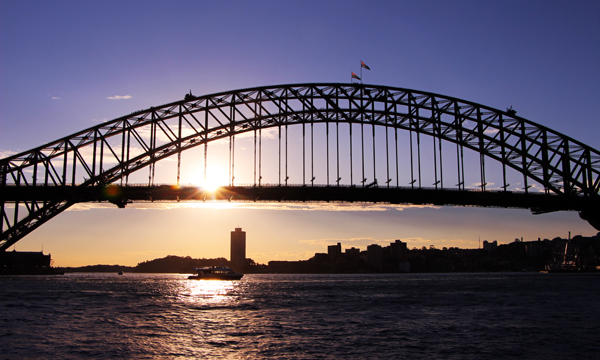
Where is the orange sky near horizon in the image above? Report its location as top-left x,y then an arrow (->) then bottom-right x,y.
10,201 -> 595,268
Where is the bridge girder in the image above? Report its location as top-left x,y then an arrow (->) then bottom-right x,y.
1,83 -> 599,250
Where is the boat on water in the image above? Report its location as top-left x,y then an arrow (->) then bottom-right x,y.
188,266 -> 243,280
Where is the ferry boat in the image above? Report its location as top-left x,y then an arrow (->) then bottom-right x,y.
188,266 -> 243,280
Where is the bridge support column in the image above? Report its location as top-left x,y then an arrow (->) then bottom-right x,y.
579,210 -> 600,231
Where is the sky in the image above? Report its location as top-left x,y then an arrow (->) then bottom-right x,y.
1,0 -> 599,267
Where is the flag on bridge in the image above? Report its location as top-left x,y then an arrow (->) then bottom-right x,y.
361,61 -> 370,70
351,72 -> 361,80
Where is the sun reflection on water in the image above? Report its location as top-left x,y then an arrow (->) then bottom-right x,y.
179,279 -> 240,307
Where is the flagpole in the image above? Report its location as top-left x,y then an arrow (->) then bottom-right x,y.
360,60 -> 363,84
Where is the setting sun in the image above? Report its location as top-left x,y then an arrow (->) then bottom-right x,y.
195,162 -> 229,192
198,177 -> 223,192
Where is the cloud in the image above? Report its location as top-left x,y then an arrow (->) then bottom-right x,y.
265,250 -> 319,261
299,236 -> 387,247
106,95 -> 132,100
64,201 -> 439,212
470,181 -> 496,188
299,236 -> 479,251
401,237 -> 479,250
0,150 -> 17,159
67,203 -> 117,211
150,202 -> 435,212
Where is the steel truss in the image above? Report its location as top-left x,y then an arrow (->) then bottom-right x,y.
1,83 -> 599,250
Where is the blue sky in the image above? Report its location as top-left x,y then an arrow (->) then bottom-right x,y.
1,1 -> 599,266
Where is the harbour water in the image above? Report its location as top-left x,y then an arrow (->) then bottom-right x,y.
1,272 -> 599,359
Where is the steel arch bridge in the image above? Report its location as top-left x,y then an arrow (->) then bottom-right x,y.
1,83 -> 599,251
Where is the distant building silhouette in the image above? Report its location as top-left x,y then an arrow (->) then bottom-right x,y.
390,240 -> 408,261
345,247 -> 360,258
328,243 -> 342,258
230,227 -> 246,270
367,244 -> 383,271
483,240 -> 498,251
0,250 -> 59,275
261,233 -> 600,274
388,240 -> 410,272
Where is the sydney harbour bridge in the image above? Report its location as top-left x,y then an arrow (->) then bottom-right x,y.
1,83 -> 599,251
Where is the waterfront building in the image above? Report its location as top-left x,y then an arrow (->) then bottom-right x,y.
390,240 -> 408,262
230,227 -> 246,270
367,244 -> 383,271
0,250 -> 58,275
345,247 -> 360,257
328,243 -> 342,258
483,240 -> 498,251
388,240 -> 410,272
525,239 -> 545,258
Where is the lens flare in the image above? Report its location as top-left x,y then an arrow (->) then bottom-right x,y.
195,163 -> 228,192
198,177 -> 222,192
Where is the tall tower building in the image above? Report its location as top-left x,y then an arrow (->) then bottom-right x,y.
230,227 -> 246,270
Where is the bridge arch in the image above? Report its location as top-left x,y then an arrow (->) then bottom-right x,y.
1,83 -> 599,250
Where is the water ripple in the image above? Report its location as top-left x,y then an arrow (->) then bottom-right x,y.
1,273 -> 599,359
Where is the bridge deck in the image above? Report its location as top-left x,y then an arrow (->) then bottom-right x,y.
1,184 -> 595,213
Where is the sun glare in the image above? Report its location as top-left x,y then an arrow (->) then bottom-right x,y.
198,177 -> 223,192
194,163 -> 229,192
182,279 -> 237,306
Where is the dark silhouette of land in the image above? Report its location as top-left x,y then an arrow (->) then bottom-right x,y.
61,264 -> 133,273
42,232 -> 600,275
56,256 -> 246,274
266,233 -> 600,273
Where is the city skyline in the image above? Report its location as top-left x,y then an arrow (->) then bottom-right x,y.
2,1 -> 599,266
